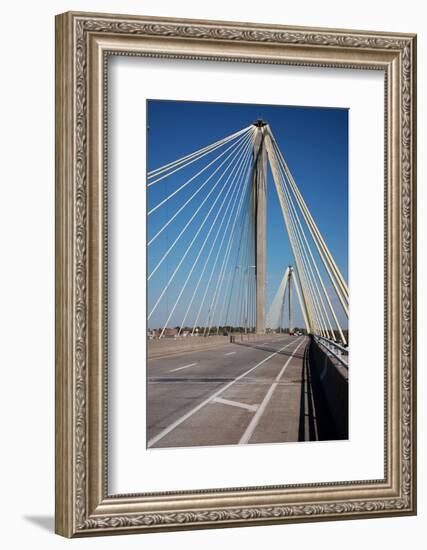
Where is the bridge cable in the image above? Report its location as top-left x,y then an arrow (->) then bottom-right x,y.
189,137 -> 255,334
291,269 -> 312,333
148,131 -> 254,280
278,166 -> 346,342
265,136 -> 325,336
270,133 -> 349,306
204,150 -> 255,335
148,134 -> 253,320
223,206 -> 251,330
273,147 -> 335,339
205,149 -> 255,334
266,266 -> 290,330
148,130 -> 253,246
159,138 -> 254,337
265,129 -> 348,339
174,139 -> 254,335
148,128 -> 254,215
148,125 -> 252,182
271,138 -> 349,321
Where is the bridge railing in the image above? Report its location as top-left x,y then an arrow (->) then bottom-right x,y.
313,335 -> 349,369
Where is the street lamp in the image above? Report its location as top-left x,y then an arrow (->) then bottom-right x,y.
244,265 -> 256,335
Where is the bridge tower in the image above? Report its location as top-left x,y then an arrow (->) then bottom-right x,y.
251,120 -> 268,334
288,266 -> 293,333
279,266 -> 294,334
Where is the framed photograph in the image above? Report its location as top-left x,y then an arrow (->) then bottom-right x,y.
55,11 -> 417,537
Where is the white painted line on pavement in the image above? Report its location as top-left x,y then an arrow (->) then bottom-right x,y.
147,337 -> 304,448
224,352 -> 236,356
239,339 -> 306,445
169,362 -> 197,373
213,397 -> 259,412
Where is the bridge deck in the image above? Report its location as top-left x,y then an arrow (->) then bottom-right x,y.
147,335 -> 341,448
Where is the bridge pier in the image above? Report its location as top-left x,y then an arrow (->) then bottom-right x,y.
252,120 -> 268,334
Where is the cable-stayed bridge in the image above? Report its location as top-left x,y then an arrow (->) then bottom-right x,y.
147,120 -> 349,448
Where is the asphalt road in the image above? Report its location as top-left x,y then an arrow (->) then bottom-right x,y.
147,334 -> 335,449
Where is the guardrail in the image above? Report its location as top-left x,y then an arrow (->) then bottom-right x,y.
313,335 -> 349,369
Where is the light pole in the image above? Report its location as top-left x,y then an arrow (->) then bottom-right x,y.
244,265 -> 256,334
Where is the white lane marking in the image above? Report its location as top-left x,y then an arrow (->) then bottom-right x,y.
224,351 -> 236,356
213,397 -> 259,412
239,339 -> 306,445
147,337 -> 304,447
169,362 -> 197,373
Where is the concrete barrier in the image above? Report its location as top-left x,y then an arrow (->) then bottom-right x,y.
148,335 -> 230,358
148,332 -> 287,359
230,332 -> 285,344
308,336 -> 348,439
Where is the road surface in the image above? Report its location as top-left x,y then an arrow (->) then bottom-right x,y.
147,335 -> 337,449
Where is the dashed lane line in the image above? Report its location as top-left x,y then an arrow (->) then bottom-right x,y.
169,362 -> 197,373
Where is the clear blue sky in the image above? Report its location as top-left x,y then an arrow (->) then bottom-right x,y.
147,99 -> 348,330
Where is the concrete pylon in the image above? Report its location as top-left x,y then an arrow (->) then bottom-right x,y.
252,120 -> 268,334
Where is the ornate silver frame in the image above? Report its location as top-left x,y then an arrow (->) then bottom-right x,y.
55,11 -> 417,537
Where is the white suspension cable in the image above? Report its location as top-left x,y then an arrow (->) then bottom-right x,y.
148,138 -> 254,321
278,164 -> 346,342
273,138 -> 349,319
148,126 -> 251,180
148,132 -> 253,281
269,130 -> 348,302
148,128 -> 254,215
270,133 -> 349,305
287,193 -> 332,338
148,127 -> 252,186
205,173 -> 254,334
275,155 -> 334,339
265,138 -> 321,334
285,194 -> 327,336
202,153 -> 254,334
191,140 -> 254,334
269,158 -> 320,333
176,172 -> 243,336
274,134 -> 349,297
173,141 -> 254,335
266,267 -> 290,329
235,211 -> 253,329
177,146 -> 253,335
217,183 -> 256,332
291,269 -> 311,333
223,209 -> 250,328
208,202 -> 253,334
158,140 -> 254,337
148,131 -> 254,246
265,130 -> 349,335
237,201 -> 254,330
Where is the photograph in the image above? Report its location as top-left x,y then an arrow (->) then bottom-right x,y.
146,99 -> 349,449
52,8 -> 416,539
